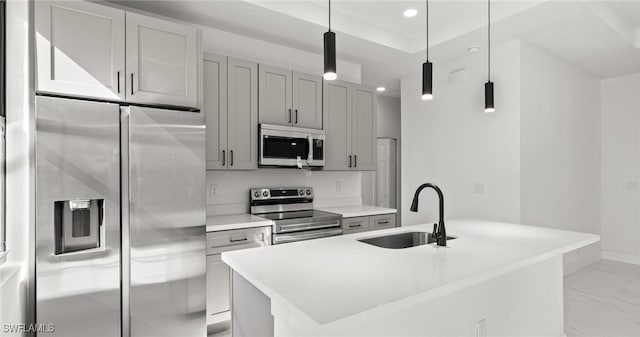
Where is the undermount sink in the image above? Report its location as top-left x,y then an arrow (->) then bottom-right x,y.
358,231 -> 457,249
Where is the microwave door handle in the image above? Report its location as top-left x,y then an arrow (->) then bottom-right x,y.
307,135 -> 313,164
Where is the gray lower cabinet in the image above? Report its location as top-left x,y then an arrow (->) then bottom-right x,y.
206,226 -> 271,335
204,53 -> 258,170
258,64 -> 322,129
342,213 -> 396,234
323,81 -> 377,171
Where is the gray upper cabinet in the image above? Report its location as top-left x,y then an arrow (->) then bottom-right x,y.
323,80 -> 352,170
126,12 -> 199,108
35,1 -> 126,101
258,65 -> 292,126
259,65 -> 322,129
226,58 -> 258,170
35,1 -> 199,108
292,72 -> 323,129
351,84 -> 377,171
323,81 -> 377,171
204,55 -> 258,170
204,53 -> 227,170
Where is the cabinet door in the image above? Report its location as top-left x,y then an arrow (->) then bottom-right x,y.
35,1 -> 125,101
227,58 -> 258,170
203,53 -> 228,170
293,72 -> 322,129
351,84 -> 378,171
126,12 -> 198,108
258,64 -> 292,126
369,214 -> 396,231
342,216 -> 370,234
206,254 -> 230,325
323,80 -> 352,170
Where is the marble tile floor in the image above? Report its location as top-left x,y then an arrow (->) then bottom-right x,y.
565,260 -> 640,337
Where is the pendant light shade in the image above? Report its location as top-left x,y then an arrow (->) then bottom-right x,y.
323,0 -> 337,81
484,0 -> 495,113
421,0 -> 433,100
324,31 -> 337,81
422,61 -> 433,100
484,81 -> 495,113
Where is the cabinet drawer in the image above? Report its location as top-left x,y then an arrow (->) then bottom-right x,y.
206,226 -> 270,255
342,216 -> 370,234
369,214 -> 396,230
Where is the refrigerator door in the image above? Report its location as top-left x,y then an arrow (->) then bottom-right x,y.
125,105 -> 206,337
35,96 -> 121,337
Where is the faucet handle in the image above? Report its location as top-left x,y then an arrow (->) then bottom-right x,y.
431,223 -> 438,238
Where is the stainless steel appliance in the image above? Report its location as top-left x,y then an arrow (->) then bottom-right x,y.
0,116 -> 5,259
259,124 -> 325,168
206,226 -> 270,335
35,96 -> 206,337
250,187 -> 342,244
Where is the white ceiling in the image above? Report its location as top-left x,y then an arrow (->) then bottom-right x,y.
113,0 -> 640,95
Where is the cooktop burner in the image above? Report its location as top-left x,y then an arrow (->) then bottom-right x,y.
258,210 -> 339,222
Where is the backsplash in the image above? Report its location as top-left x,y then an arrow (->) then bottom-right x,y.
206,169 -> 362,215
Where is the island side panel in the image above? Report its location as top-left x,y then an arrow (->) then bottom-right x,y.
276,255 -> 564,337
232,271 -> 275,337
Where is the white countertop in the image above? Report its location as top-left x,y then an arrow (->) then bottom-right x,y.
222,219 -> 599,326
206,214 -> 273,232
318,205 -> 396,218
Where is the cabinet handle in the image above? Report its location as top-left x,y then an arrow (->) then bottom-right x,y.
295,109 -> 298,124
348,155 -> 352,168
117,71 -> 120,93
130,73 -> 134,95
222,150 -> 226,166
377,221 -> 389,225
354,155 -> 357,168
230,150 -> 234,166
349,224 -> 362,228
288,109 -> 292,123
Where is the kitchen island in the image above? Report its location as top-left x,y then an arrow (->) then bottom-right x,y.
222,219 -> 599,337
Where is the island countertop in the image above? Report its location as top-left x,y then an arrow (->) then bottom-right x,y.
221,219 -> 599,327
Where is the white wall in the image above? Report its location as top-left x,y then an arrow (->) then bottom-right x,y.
520,43 -> 601,234
206,170 -> 362,215
400,41 -> 522,226
600,73 -> 640,264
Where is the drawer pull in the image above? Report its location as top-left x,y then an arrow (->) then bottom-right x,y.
348,224 -> 361,228
377,221 -> 389,225
230,236 -> 248,243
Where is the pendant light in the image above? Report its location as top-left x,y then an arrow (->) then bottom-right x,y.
421,0 -> 433,100
323,0 -> 337,81
484,0 -> 495,113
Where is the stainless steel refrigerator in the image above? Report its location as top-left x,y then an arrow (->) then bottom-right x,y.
35,96 -> 206,337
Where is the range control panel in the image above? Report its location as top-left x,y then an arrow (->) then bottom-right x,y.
250,187 -> 314,200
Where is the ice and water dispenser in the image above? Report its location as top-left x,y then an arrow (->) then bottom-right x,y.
54,199 -> 104,254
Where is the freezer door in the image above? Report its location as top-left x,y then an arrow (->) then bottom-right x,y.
126,106 -> 206,337
35,96 -> 121,337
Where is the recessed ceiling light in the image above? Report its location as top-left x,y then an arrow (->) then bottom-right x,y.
467,46 -> 481,53
403,9 -> 418,18
376,87 -> 386,92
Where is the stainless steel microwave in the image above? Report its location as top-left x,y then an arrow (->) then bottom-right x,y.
259,124 -> 325,167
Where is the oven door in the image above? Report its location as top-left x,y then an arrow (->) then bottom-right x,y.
272,227 -> 343,245
259,124 -> 324,167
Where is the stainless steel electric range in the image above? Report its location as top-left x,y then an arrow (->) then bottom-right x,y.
250,187 -> 343,244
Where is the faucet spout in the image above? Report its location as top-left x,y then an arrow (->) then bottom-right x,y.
410,183 -> 447,246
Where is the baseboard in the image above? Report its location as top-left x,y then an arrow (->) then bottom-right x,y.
603,251 -> 640,265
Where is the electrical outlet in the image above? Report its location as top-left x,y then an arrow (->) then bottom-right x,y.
336,181 -> 342,193
208,184 -> 218,198
625,181 -> 639,191
477,319 -> 486,337
474,183 -> 485,194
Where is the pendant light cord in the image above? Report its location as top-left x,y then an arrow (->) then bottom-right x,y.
488,0 -> 491,81
328,0 -> 331,32
426,0 -> 429,61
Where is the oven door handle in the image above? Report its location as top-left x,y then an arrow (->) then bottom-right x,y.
277,220 -> 340,233
273,228 -> 343,244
